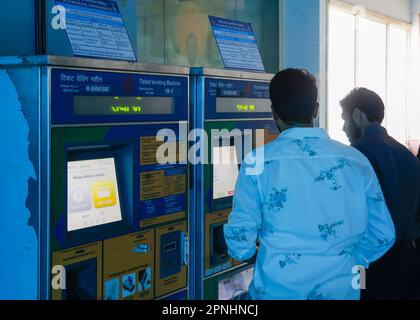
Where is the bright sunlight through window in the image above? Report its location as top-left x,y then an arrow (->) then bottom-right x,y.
328,6 -> 409,145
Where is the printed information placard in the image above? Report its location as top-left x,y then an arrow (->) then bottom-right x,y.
56,0 -> 136,61
209,16 -> 265,72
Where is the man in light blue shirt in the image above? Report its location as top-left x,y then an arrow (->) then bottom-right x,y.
224,69 -> 395,300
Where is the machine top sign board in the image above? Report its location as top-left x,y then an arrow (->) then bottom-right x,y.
209,16 -> 265,72
56,0 -> 136,62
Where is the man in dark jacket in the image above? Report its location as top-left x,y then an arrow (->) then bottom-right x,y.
340,87 -> 420,300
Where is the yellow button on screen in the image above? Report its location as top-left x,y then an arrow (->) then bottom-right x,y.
92,181 -> 116,208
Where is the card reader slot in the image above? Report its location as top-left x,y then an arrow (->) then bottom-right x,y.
160,231 -> 182,279
163,241 -> 177,253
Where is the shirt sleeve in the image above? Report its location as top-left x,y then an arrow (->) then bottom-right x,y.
353,165 -> 396,269
224,163 -> 263,262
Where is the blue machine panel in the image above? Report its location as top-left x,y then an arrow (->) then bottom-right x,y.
191,70 -> 277,299
51,68 -> 188,124
204,78 -> 272,119
52,123 -> 188,250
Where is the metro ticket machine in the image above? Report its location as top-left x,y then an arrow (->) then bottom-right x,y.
190,68 -> 278,300
0,56 -> 191,300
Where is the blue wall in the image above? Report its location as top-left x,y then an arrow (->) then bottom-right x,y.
0,1 -> 36,56
283,0 -> 320,75
0,70 -> 38,299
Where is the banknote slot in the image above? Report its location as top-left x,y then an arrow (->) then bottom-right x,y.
160,231 -> 182,279
164,259 -> 179,269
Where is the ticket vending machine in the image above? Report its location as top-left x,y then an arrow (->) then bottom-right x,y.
190,68 -> 278,300
0,56 -> 190,300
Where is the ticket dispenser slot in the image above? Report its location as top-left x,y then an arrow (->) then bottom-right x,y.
210,223 -> 229,267
63,259 -> 97,300
52,242 -> 102,300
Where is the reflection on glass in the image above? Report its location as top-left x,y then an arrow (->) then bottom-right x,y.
136,0 -> 165,65
45,0 -> 279,71
135,0 -> 279,72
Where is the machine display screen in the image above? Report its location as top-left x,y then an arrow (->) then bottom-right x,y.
73,96 -> 174,116
216,97 -> 271,114
205,78 -> 272,118
218,267 -> 254,300
212,146 -> 239,200
51,68 -> 188,124
67,158 -> 122,232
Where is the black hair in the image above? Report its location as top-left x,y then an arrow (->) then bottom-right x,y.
269,68 -> 318,124
340,88 -> 385,123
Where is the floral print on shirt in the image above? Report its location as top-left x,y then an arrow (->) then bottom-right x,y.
307,285 -> 332,300
225,227 -> 248,243
279,254 -> 302,269
253,286 -> 267,300
318,220 -> 344,241
266,188 -> 288,212
315,159 -> 350,191
224,128 -> 395,300
295,139 -> 317,157
259,223 -> 274,237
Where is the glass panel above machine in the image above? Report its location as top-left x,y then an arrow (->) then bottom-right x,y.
44,0 -> 280,73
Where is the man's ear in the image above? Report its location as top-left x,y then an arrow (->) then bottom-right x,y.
271,105 -> 279,121
353,108 -> 368,126
352,108 -> 362,125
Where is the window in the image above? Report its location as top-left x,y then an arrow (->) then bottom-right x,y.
328,3 -> 410,145
135,0 -> 280,73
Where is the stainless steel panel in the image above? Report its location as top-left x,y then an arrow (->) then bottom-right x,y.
190,67 -> 274,81
0,56 -> 190,75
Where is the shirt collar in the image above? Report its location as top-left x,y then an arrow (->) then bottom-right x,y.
279,127 -> 330,140
364,123 -> 388,136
